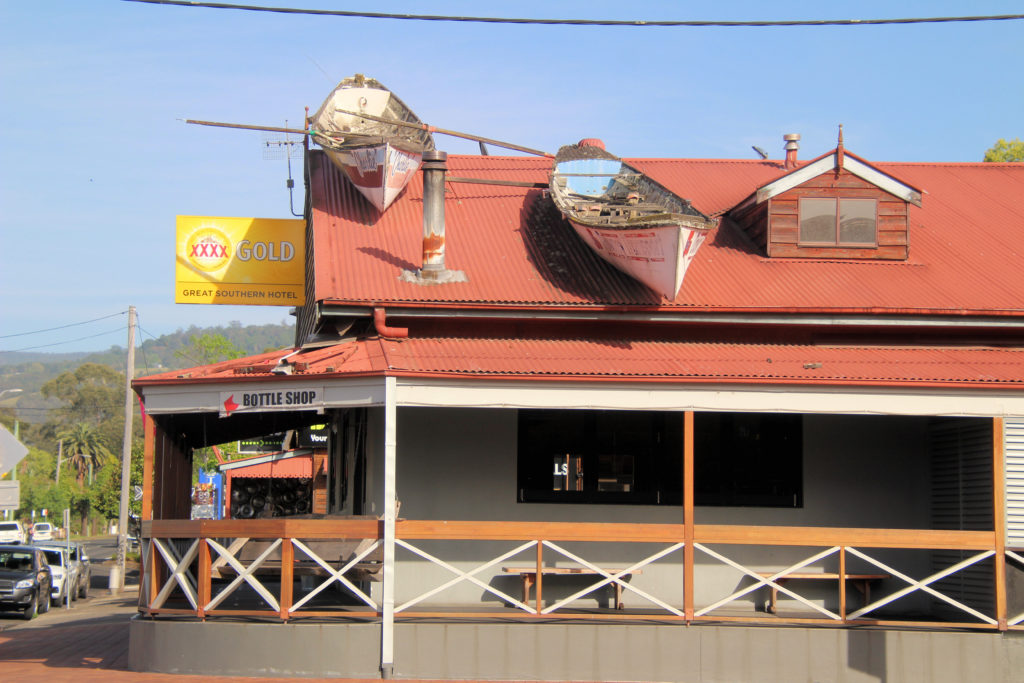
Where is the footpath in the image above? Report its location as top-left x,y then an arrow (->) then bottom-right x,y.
0,585 -> 454,683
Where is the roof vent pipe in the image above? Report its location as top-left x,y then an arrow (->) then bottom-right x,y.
400,150 -> 467,285
783,134 -> 800,169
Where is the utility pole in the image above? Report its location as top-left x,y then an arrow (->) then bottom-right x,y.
55,439 -> 62,484
111,306 -> 136,594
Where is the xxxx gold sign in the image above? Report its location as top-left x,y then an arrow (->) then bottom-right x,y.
176,216 -> 305,305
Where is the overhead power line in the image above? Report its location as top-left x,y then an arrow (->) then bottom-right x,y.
123,2 -> 1024,28
0,311 -> 127,340
2,327 -> 127,353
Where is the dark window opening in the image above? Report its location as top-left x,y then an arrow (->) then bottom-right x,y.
694,412 -> 803,507
518,410 -> 802,507
518,410 -> 680,504
799,197 -> 876,246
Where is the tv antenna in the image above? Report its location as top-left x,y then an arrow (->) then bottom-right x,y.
262,119 -> 305,217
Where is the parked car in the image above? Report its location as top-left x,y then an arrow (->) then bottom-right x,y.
0,521 -> 26,544
38,546 -> 72,604
31,522 -> 54,541
38,541 -> 91,599
0,545 -> 52,619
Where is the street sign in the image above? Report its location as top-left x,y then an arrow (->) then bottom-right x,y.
0,480 -> 18,511
0,424 -> 28,477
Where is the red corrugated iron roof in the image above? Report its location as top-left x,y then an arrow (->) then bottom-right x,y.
220,450 -> 314,479
136,336 -> 1024,390
309,150 -> 1024,316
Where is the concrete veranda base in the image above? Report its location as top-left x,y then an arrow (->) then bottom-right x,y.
129,617 -> 1024,682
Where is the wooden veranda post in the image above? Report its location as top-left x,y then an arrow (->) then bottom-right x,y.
684,410 -> 695,622
280,538 -> 294,620
142,413 -> 155,522
994,417 -> 1008,630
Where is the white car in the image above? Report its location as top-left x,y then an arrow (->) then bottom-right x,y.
0,521 -> 26,544
39,546 -> 72,603
32,522 -> 54,541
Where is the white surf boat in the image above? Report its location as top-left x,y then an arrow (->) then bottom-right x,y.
549,139 -> 716,299
310,75 -> 435,212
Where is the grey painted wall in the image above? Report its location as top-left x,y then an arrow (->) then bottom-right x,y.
365,407 -> 940,614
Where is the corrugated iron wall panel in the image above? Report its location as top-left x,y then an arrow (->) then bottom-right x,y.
1006,418 -> 1024,548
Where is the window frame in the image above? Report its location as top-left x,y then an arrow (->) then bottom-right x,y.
516,409 -> 803,508
798,196 -> 878,247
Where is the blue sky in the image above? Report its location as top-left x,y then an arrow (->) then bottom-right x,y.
1,1 -> 1021,353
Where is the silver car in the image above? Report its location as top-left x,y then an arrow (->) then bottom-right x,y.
38,541 -> 91,599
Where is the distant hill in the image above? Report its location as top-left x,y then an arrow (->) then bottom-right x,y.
0,322 -> 295,423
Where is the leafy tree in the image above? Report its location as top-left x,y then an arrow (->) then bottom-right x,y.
41,362 -> 125,451
174,332 -> 246,367
57,422 -> 113,485
9,446 -> 74,529
984,138 -> 1024,162
92,442 -> 143,521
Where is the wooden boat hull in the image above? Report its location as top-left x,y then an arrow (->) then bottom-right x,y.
567,219 -> 708,299
312,75 -> 433,212
549,140 -> 715,299
323,142 -> 423,213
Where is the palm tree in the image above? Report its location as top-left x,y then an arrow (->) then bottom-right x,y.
57,423 -> 113,485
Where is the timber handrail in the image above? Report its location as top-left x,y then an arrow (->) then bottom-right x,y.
145,519 -> 994,550
141,519 -> 1003,626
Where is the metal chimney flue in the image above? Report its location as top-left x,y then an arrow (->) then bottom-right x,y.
783,134 -> 801,169
421,150 -> 448,277
401,150 -> 467,285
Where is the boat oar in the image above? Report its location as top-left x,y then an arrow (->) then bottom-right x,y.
447,176 -> 548,189
331,108 -> 554,158
185,119 -> 313,136
185,117 -> 550,158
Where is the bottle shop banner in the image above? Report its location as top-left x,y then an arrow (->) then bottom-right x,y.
176,216 -> 305,305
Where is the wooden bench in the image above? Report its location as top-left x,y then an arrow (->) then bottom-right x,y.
755,572 -> 889,614
502,566 -> 642,610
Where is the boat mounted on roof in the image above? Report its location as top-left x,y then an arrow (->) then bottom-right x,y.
310,74 -> 435,212
548,139 -> 717,300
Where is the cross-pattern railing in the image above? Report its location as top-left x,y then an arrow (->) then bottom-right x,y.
141,518 -> 380,620
394,521 -> 686,618
141,519 -> 1015,630
1008,548 -> 1024,629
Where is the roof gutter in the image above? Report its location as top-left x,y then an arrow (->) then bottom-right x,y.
326,305 -> 1024,330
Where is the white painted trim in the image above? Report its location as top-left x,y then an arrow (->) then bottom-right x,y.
756,155 -> 836,203
380,376 -> 397,673
394,379 -> 1024,418
753,153 -> 922,207
844,157 -> 923,206
141,376 -> 1024,418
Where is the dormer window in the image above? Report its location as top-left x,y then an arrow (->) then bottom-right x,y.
799,197 -> 877,246
727,133 -> 922,261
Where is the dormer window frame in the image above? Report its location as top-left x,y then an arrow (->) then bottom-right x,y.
798,196 -> 879,248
